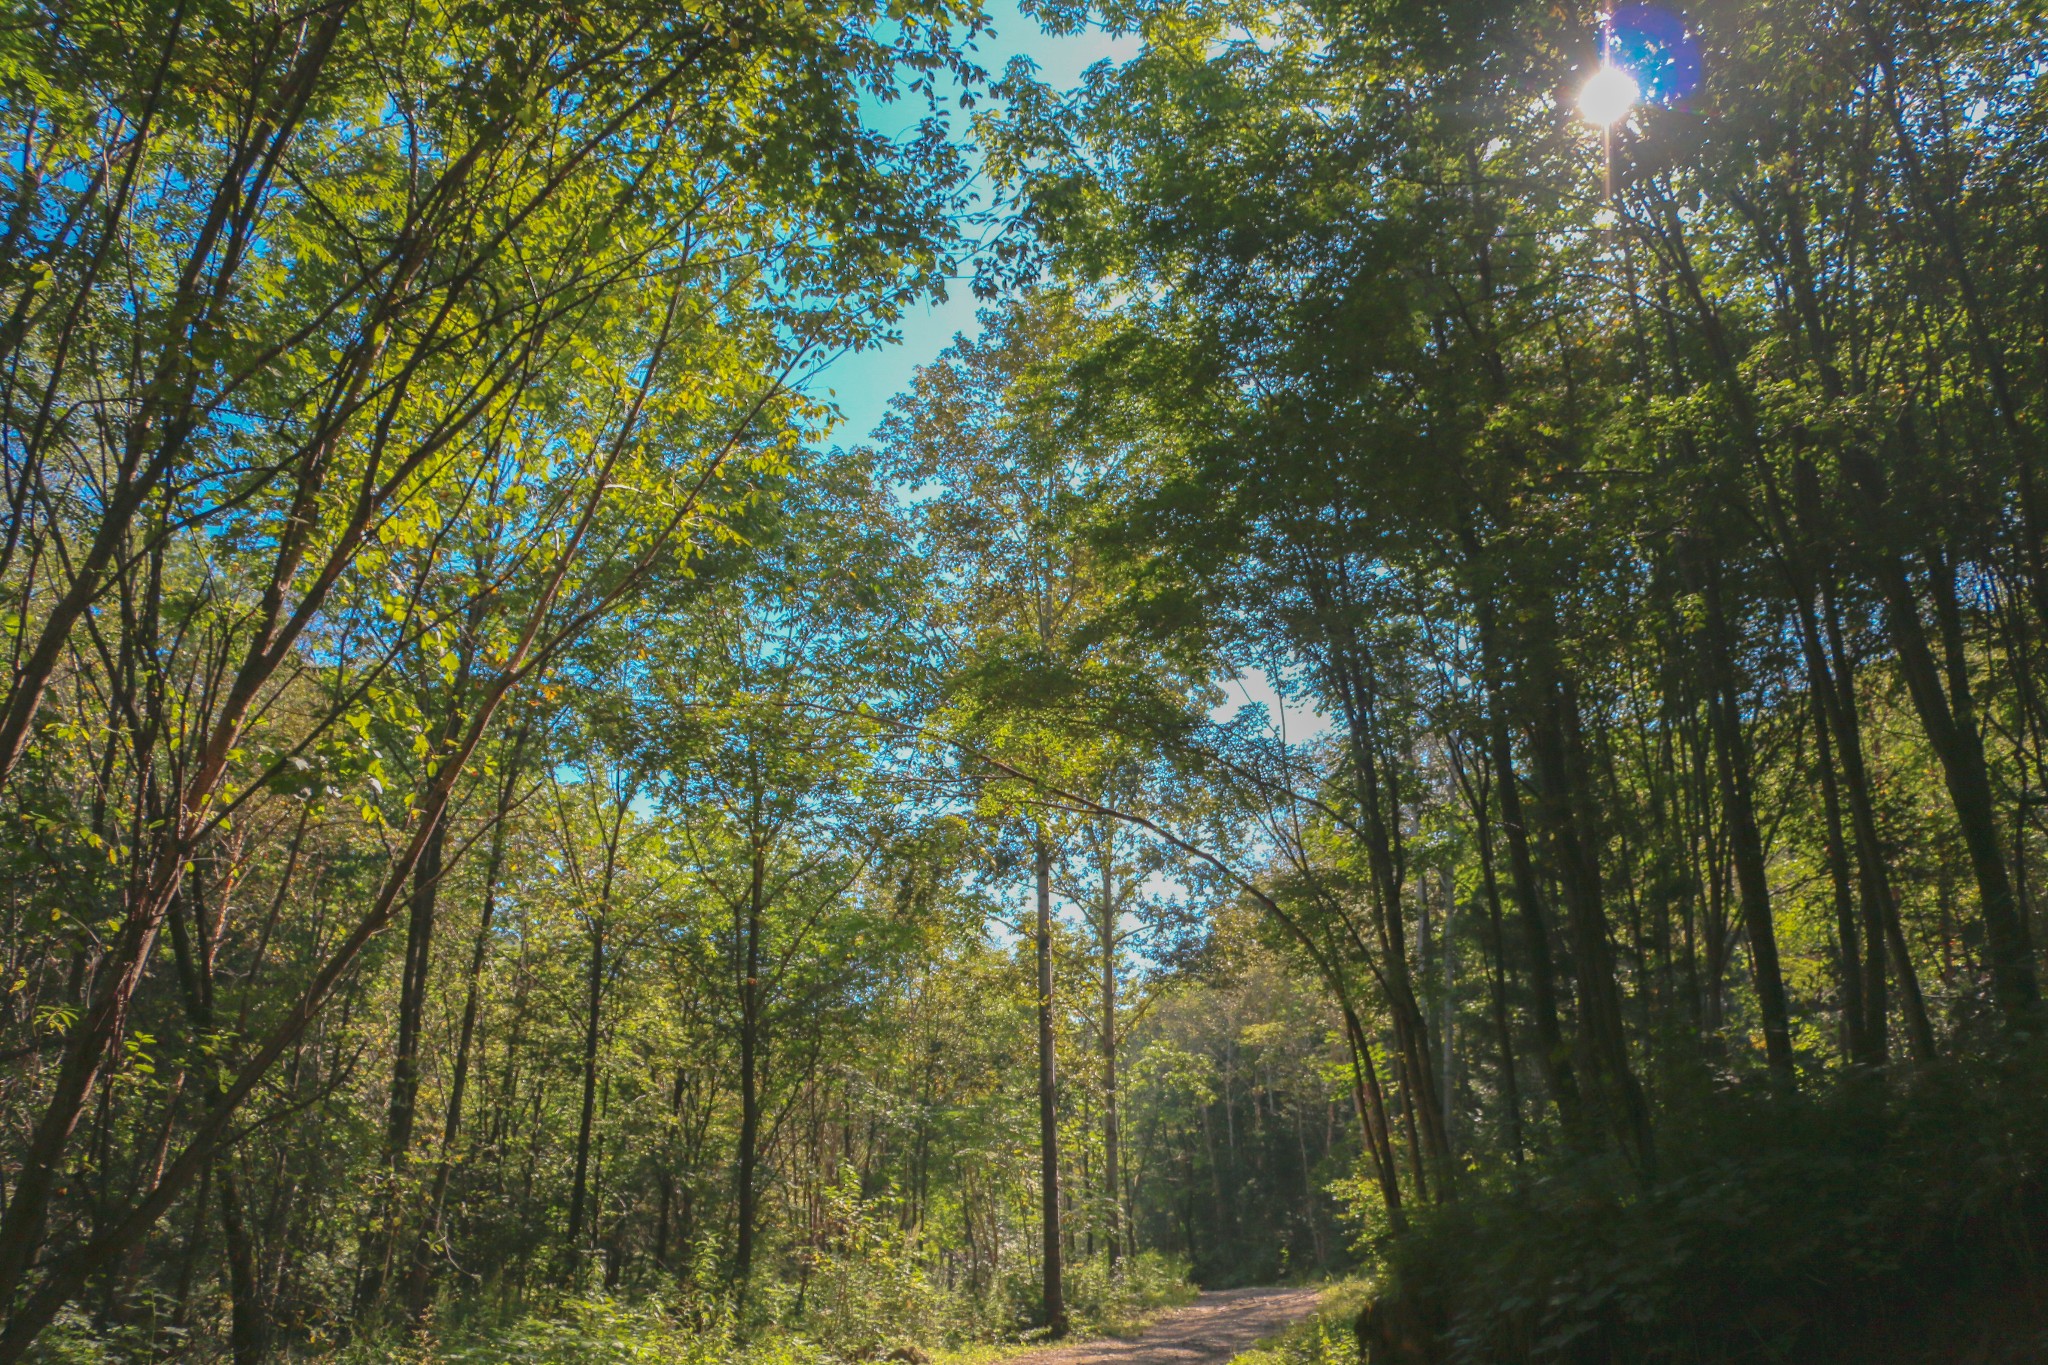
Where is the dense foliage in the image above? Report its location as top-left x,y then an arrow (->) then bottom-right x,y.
10,0 -> 2048,1361
978,0 -> 2048,1357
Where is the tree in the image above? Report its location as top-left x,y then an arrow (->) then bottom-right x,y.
0,0 -> 984,1350
879,291 -> 1205,1331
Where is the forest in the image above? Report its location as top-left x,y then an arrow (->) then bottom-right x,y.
2,0 -> 2048,1361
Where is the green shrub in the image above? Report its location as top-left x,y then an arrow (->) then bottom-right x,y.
791,1172 -> 954,1358
1064,1252 -> 1199,1336
1362,1047 -> 2048,1363
444,1296 -> 782,1365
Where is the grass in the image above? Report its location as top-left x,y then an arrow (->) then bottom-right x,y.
930,1343 -> 1040,1365
1222,1279 -> 1372,1365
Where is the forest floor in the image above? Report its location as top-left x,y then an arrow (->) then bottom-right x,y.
1003,1286 -> 1329,1365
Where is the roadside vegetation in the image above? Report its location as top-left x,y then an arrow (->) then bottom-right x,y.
1227,1282 -> 1372,1365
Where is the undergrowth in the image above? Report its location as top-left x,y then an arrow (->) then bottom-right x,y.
1360,1043 -> 2048,1363
26,1173 -> 1195,1365
320,1233 -> 1193,1365
313,1254 -> 1193,1365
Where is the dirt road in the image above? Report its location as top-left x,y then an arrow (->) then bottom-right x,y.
1016,1286 -> 1329,1365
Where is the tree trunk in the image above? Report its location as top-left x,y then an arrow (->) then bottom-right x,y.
1692,554 -> 1796,1081
1529,672 -> 1656,1174
566,915 -> 605,1262
1035,840 -> 1067,1337
357,816 -> 447,1311
1843,450 -> 2039,1018
1808,676 -> 1874,1065
734,837 -> 766,1292
165,859 -> 267,1362
406,738 -> 523,1319
1469,783 -> 1527,1167
218,1164 -> 266,1365
1476,613 -> 1584,1134
1097,832 -> 1122,1270
1322,637 -> 1451,1188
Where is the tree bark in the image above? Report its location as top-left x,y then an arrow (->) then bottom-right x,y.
357,816 -> 447,1311
1096,831 -> 1123,1270
1813,583 -> 1936,1058
1036,839 -> 1068,1337
1529,672 -> 1656,1174
1321,632 -> 1451,1187
1691,552 -> 1796,1081
1468,774 -> 1527,1167
733,834 -> 766,1292
406,736 -> 523,1319
1476,613 -> 1584,1134
1846,448 -> 2040,1018
1339,1004 -> 1404,1232
166,864 -> 268,1365
566,914 -> 605,1262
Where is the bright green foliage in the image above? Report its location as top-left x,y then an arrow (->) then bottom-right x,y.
0,0 -> 1016,1353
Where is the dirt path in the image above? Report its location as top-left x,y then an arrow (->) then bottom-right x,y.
1017,1286 -> 1328,1365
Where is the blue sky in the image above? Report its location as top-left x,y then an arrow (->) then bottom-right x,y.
809,2 -> 1137,449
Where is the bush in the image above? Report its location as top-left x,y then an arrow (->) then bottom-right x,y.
442,1296 -> 816,1365
1064,1252 -> 1199,1336
792,1173 -> 953,1358
1359,1047 -> 2048,1364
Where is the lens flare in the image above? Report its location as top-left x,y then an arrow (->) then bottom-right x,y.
1607,4 -> 1702,104
1577,63 -> 1640,127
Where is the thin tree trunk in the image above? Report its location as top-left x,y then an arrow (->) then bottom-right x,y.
733,835 -> 766,1292
1470,782 -> 1527,1166
1529,672 -> 1656,1174
406,735 -> 524,1319
165,859 -> 267,1364
358,816 -> 448,1311
1097,831 -> 1122,1270
1035,839 -> 1067,1337
566,915 -> 605,1262
1843,450 -> 2039,1018
218,1164 -> 265,1365
1321,632 -> 1451,1187
1685,544 -> 1796,1080
1809,675 -> 1874,1065
1477,618 -> 1584,1133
